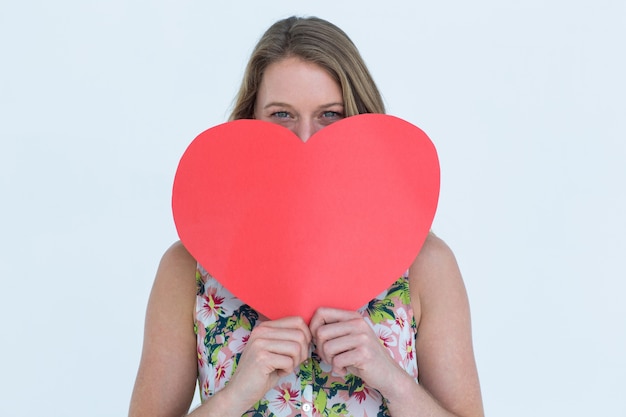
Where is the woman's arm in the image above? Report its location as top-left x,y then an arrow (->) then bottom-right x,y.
310,233 -> 483,417
128,241 -> 202,417
129,241 -> 312,417
404,233 -> 484,417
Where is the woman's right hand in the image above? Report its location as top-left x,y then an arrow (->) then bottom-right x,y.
216,316 -> 312,415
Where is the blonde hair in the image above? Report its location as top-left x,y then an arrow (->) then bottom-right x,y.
229,16 -> 385,120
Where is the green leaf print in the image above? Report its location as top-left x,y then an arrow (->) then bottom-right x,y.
386,276 -> 411,305
204,321 -> 228,365
365,298 -> 395,324
230,351 -> 242,376
327,381 -> 341,398
329,402 -> 349,417
314,388 -> 328,416
223,315 -> 239,332
195,270 -> 204,296
209,340 -> 223,364
222,304 -> 258,333
310,356 -> 330,389
344,374 -> 364,397
236,304 -> 260,329
299,360 -> 313,393
377,399 -> 390,417
210,313 -> 231,337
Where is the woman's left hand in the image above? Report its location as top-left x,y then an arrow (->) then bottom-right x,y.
309,307 -> 410,392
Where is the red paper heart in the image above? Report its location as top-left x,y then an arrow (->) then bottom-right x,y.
172,114 -> 439,322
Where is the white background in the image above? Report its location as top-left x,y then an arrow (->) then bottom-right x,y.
1,1 -> 624,416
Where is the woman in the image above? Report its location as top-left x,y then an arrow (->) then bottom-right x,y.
129,16 -> 483,417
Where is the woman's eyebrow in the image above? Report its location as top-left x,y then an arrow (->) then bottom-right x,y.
262,102 -> 344,111
318,102 -> 344,108
263,102 -> 293,109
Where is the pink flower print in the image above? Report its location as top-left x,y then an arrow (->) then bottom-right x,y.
268,382 -> 299,417
390,307 -> 408,334
212,350 -> 234,391
228,327 -> 251,354
196,281 -> 242,326
199,287 -> 225,321
353,386 -> 368,403
197,344 -> 205,368
401,337 -> 415,362
202,378 -> 211,399
196,324 -> 207,368
343,385 -> 382,417
374,324 -> 397,350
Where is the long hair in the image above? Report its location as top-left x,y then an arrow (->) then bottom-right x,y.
229,16 -> 385,120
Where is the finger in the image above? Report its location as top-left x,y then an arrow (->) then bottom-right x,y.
261,315 -> 310,331
314,319 -> 373,365
313,317 -> 367,355
333,334 -> 373,362
250,324 -> 311,362
327,348 -> 364,377
309,307 -> 361,334
252,336 -> 309,363
314,317 -> 367,341
316,332 -> 361,366
252,343 -> 304,375
258,316 -> 312,343
251,326 -> 310,343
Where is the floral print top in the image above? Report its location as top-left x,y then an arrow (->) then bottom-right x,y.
194,263 -> 419,417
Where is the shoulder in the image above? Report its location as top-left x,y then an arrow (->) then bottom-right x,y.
155,241 -> 198,285
408,232 -> 467,322
149,241 -> 198,312
158,240 -> 196,272
409,232 -> 462,289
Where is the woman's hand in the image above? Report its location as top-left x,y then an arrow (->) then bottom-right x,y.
309,307 -> 411,393
219,316 -> 312,415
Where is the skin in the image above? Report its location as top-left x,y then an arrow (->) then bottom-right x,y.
129,57 -> 484,417
253,57 -> 346,141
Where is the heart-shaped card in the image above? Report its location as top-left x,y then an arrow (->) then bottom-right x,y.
172,114 -> 439,322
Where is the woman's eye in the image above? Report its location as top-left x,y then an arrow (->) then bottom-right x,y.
322,111 -> 343,119
272,111 -> 290,119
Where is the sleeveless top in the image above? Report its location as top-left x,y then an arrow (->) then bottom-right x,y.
194,263 -> 419,417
